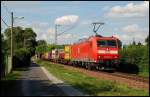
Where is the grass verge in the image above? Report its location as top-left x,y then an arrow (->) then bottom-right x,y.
138,64 -> 149,78
33,58 -> 149,96
1,69 -> 23,80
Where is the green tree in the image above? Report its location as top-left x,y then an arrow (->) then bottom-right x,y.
137,41 -> 142,46
4,27 -> 24,54
132,40 -> 136,45
35,40 -> 47,55
119,44 -> 149,76
145,35 -> 149,46
3,26 -> 37,67
37,40 -> 47,46
1,33 -> 6,52
23,28 -> 37,56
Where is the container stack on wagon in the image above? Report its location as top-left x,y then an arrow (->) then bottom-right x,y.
64,45 -> 71,64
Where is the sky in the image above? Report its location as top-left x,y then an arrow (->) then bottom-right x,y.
1,1 -> 149,45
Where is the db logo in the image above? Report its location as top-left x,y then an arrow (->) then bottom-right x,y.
106,48 -> 110,53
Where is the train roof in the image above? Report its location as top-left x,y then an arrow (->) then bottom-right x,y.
73,34 -> 119,44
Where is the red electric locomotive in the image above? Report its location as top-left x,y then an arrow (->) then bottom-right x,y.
70,35 -> 122,70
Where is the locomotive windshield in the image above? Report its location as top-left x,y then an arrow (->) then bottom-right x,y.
97,40 -> 117,47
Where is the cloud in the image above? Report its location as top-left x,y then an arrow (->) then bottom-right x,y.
47,28 -> 55,35
118,24 -> 149,44
107,1 -> 149,18
37,27 -> 78,44
58,33 -> 78,44
122,24 -> 139,33
80,35 -> 89,39
15,20 -> 49,29
15,20 -> 78,44
58,33 -> 77,40
55,15 -> 79,25
15,21 -> 50,41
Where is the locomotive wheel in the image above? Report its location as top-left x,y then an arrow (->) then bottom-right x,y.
73,62 -> 76,67
85,63 -> 88,69
87,64 -> 92,70
92,66 -> 96,71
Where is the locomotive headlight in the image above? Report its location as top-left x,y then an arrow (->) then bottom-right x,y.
98,50 -> 105,54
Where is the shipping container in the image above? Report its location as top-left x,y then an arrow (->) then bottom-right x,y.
58,49 -> 65,59
48,52 -> 52,60
64,45 -> 71,60
45,52 -> 49,60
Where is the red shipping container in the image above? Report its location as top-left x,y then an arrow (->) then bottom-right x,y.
58,50 -> 65,59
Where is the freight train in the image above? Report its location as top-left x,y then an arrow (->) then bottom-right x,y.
39,35 -> 122,71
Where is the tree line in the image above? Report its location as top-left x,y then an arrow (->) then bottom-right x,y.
1,26 -> 37,68
1,26 -> 65,68
119,35 -> 149,77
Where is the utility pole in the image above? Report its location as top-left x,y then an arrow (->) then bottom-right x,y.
55,24 -> 57,45
55,24 -> 61,45
54,24 -> 74,45
92,22 -> 104,35
11,12 -> 13,67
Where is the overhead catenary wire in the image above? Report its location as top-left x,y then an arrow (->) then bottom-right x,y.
57,24 -> 77,36
1,2 -> 11,28
1,17 -> 10,27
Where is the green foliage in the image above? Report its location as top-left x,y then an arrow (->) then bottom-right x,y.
3,26 -> 37,68
3,26 -> 37,56
37,40 -> 47,46
13,48 -> 31,67
46,44 -> 65,51
35,43 -> 65,54
23,28 -> 37,56
145,35 -> 149,46
1,70 -> 22,80
119,42 -> 149,77
14,48 -> 30,57
137,42 -> 142,46
132,40 -> 136,45
35,40 -> 47,54
35,44 -> 47,54
1,33 -> 7,54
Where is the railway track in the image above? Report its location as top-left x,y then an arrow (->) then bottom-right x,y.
98,71 -> 149,83
66,64 -> 149,84
44,60 -> 149,84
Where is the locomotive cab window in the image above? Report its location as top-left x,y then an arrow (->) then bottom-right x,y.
97,40 -> 106,47
107,40 -> 116,47
97,40 -> 117,47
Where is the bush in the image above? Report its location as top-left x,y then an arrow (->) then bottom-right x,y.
13,48 -> 31,68
119,45 -> 149,76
